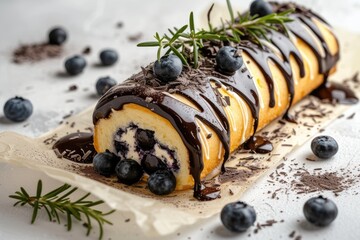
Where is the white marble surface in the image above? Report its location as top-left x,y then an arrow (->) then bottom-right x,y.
0,0 -> 360,239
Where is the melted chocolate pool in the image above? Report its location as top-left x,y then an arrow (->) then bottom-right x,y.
53,132 -> 96,163
312,82 -> 359,104
243,136 -> 274,154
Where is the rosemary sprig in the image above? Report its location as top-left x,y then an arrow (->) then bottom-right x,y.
138,0 -> 294,68
9,180 -> 115,240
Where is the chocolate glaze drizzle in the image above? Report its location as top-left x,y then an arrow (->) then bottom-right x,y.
311,82 -> 359,104
91,3 -> 356,200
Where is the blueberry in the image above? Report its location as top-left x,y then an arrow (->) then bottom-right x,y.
115,159 -> 143,185
135,128 -> 155,151
153,54 -> 183,82
96,76 -> 117,96
3,96 -> 33,122
93,151 -> 119,177
303,196 -> 338,226
100,49 -> 118,66
220,201 -> 256,232
311,135 -> 338,159
64,55 -> 87,75
216,46 -> 243,75
147,170 -> 176,195
141,154 -> 167,174
250,0 -> 273,17
48,27 -> 67,45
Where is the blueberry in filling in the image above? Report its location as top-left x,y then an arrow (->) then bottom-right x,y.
141,154 -> 168,174
135,128 -> 155,151
114,140 -> 129,158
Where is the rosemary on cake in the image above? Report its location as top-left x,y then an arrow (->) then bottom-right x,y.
138,0 -> 293,68
9,180 -> 114,240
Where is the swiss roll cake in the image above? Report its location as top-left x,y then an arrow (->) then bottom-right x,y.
92,2 -> 339,199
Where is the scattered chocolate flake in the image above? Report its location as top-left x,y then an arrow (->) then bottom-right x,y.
305,157 -> 316,162
82,46 -> 91,55
347,112 -> 356,119
289,230 -> 296,238
254,219 -> 278,233
219,168 -> 254,184
13,43 -> 62,63
291,171 -> 356,195
276,163 -> 285,169
229,188 -> 234,195
63,110 -> 74,119
125,218 -> 130,223
206,133 -> 212,139
224,96 -> 230,106
43,134 -> 58,145
116,22 -> 124,28
128,33 -> 143,42
68,85 -> 78,92
84,127 -> 94,133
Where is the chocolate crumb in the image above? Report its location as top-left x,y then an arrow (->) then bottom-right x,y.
68,85 -> 78,92
224,96 -> 230,106
291,170 -> 356,195
277,163 -> 285,169
116,22 -> 124,28
347,112 -> 356,119
128,33 -> 143,42
63,111 -> 74,119
82,46 -> 91,55
13,42 -> 63,63
125,218 -> 130,222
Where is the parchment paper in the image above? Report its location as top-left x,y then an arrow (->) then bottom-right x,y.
0,30 -> 359,236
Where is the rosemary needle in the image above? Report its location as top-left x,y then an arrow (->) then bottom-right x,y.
9,180 -> 115,240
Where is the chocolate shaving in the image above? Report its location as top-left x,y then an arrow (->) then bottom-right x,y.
347,112 -> 356,119
292,171 -> 354,194
13,43 -> 62,63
